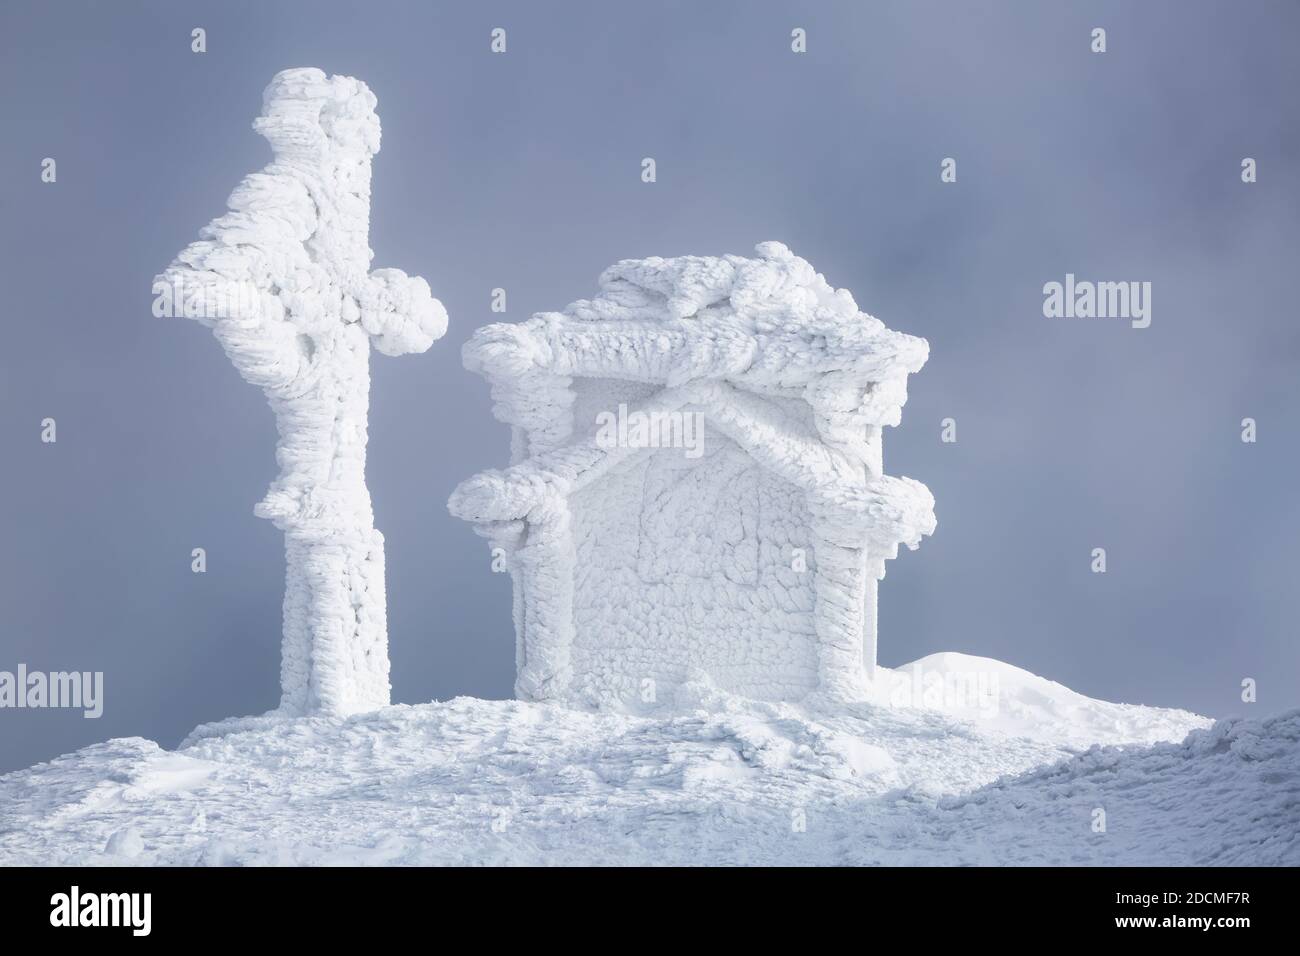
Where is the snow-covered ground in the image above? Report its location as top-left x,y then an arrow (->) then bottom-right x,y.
1,654 -> 1295,866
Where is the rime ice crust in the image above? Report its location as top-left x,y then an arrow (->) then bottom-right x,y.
450,243 -> 934,708
2,683 -> 1253,867
158,68 -> 447,718
1,684 -> 1252,867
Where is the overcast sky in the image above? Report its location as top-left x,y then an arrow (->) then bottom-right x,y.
2,0 -> 1298,773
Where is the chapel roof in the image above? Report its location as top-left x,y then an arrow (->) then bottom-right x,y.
450,243 -> 936,565
463,242 -> 928,397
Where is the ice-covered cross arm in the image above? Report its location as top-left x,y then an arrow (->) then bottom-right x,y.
359,267 -> 446,357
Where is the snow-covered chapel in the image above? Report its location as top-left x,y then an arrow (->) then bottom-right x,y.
450,243 -> 935,707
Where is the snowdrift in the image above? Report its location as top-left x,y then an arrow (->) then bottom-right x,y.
3,656 -> 1291,866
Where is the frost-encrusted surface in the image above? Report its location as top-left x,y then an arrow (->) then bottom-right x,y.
568,422 -> 822,702
4,657 -> 1286,867
464,241 -> 928,416
451,243 -> 934,706
157,68 -> 446,717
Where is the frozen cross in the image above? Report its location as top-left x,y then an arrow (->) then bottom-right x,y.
156,68 -> 447,717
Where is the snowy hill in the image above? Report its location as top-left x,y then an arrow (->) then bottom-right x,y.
884,652 -> 1212,749
1,655 -> 1294,866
